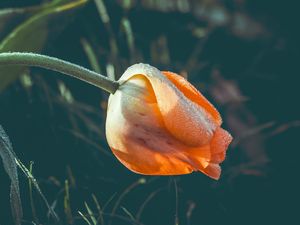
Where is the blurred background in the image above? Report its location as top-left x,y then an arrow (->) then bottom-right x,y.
0,0 -> 299,224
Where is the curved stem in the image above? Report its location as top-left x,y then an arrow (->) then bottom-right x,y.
0,52 -> 119,94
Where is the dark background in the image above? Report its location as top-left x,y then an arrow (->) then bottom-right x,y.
0,0 -> 299,225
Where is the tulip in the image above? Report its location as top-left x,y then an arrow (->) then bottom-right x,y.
106,63 -> 232,179
0,52 -> 232,179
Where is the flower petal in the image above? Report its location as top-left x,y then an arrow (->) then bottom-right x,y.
210,127 -> 233,164
106,75 -> 193,175
181,127 -> 232,179
120,64 -> 216,146
201,163 -> 221,180
162,71 -> 222,126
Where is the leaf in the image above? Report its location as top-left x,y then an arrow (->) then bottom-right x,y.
0,125 -> 23,225
0,7 -> 35,40
0,1 -> 67,37
0,0 -> 88,92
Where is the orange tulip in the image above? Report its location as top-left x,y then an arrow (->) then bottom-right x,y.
106,63 -> 232,179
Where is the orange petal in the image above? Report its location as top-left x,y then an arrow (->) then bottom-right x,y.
162,71 -> 222,126
106,75 -> 193,175
201,163 -> 221,180
209,127 -> 233,164
182,127 -> 232,179
120,64 -> 216,146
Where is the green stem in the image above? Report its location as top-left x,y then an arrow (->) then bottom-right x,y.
0,52 -> 119,94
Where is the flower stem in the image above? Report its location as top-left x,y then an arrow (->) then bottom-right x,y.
0,52 -> 119,94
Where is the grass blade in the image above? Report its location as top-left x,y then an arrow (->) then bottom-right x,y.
0,125 -> 23,225
78,211 -> 92,225
15,157 -> 60,222
85,202 -> 97,225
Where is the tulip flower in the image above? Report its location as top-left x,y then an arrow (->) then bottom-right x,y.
0,53 -> 232,225
106,63 -> 232,179
0,53 -> 232,179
